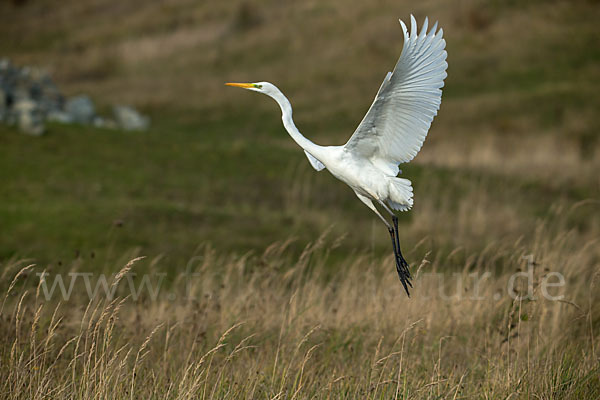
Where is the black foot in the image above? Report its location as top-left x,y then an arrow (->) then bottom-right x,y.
388,224 -> 412,297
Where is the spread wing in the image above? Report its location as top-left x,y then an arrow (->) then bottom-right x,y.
344,15 -> 447,176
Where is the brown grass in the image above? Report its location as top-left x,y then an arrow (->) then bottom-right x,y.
1,201 -> 598,398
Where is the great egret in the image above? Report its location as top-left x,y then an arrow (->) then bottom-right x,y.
226,16 -> 447,296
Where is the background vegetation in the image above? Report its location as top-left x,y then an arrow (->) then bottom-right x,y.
1,0 -> 599,398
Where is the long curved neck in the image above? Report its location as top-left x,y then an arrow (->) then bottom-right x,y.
270,91 -> 321,155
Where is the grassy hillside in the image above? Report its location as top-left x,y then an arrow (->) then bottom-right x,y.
0,0 -> 599,398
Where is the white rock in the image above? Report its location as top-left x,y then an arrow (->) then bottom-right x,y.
113,105 -> 149,131
65,95 -> 95,124
14,99 -> 45,136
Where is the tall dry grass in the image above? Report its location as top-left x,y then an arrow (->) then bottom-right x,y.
1,204 -> 598,399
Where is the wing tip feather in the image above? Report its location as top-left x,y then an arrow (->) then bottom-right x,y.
420,17 -> 429,37
430,21 -> 439,36
399,19 -> 408,37
410,14 -> 417,38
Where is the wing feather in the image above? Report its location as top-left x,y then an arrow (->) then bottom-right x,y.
345,16 -> 447,175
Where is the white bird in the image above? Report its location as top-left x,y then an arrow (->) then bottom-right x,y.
226,16 -> 447,296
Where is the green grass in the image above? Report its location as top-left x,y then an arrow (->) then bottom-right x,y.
0,110 -> 595,273
0,115 -> 301,261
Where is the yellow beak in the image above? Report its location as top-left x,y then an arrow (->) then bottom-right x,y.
225,82 -> 254,89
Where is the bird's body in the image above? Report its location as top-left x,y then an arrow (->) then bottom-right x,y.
226,15 -> 447,296
311,146 -> 412,211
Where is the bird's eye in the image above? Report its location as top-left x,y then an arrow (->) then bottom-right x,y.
253,84 -> 263,89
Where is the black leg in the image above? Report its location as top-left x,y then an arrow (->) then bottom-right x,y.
388,225 -> 411,297
392,216 -> 401,261
392,216 -> 412,282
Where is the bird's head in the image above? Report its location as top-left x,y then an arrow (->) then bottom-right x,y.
225,81 -> 281,97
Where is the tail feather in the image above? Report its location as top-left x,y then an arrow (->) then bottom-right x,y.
387,177 -> 413,211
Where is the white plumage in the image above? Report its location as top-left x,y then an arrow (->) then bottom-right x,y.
346,16 -> 447,173
226,15 -> 448,296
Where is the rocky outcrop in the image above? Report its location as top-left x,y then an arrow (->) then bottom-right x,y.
0,58 -> 150,135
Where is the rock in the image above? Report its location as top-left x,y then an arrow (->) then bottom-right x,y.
1,59 -> 150,135
46,110 -> 73,124
33,71 -> 63,113
113,105 -> 149,131
92,116 -> 117,129
37,80 -> 63,113
65,95 -> 95,124
13,98 -> 45,136
0,58 -> 10,72
92,116 -> 105,128
0,87 -> 6,122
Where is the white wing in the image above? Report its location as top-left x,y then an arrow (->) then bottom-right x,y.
344,15 -> 447,176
